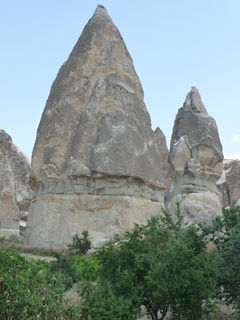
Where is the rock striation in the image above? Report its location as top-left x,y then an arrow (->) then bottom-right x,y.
167,87 -> 223,225
0,129 -> 31,237
25,5 -> 165,247
217,159 -> 240,207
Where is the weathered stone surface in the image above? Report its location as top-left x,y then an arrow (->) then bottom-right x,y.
0,129 -> 31,237
154,127 -> 168,180
167,87 -> 223,225
217,159 -> 240,207
154,127 -> 172,206
25,5 -> 165,247
27,194 -> 161,247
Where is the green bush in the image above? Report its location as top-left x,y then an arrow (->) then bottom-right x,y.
73,254 -> 100,281
0,246 -> 77,319
79,209 -> 219,320
202,206 -> 240,319
67,231 -> 91,256
8,234 -> 22,243
49,250 -> 75,287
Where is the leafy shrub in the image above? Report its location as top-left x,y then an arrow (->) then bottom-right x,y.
49,251 -> 75,287
8,233 -> 22,243
67,231 -> 91,256
73,254 -> 100,281
0,246 -> 77,319
79,209 -> 219,320
50,249 -> 100,283
202,206 -> 240,319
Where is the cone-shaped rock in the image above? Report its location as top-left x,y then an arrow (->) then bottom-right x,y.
167,87 -> 223,225
25,6 -> 165,247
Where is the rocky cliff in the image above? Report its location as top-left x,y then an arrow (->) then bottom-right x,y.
25,5 -> 166,247
217,159 -> 240,207
167,87 -> 223,225
0,129 -> 31,237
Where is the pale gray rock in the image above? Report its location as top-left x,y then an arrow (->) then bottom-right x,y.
217,159 -> 240,207
167,87 -> 223,225
154,127 -> 172,206
154,127 -> 168,180
25,5 -> 165,247
0,129 -> 31,237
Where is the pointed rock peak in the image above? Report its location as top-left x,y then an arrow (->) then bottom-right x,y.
169,86 -> 223,167
30,5 -> 150,180
0,129 -> 12,146
62,4 -> 143,101
92,4 -> 113,22
184,86 -> 208,114
94,4 -> 107,14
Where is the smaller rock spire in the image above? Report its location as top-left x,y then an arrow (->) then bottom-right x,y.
183,86 -> 208,114
167,87 -> 223,226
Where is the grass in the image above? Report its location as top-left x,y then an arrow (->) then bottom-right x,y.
0,237 -> 68,256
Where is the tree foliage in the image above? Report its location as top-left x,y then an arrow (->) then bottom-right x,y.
67,230 -> 91,256
79,208 -> 218,320
0,245 -> 78,320
201,206 -> 240,319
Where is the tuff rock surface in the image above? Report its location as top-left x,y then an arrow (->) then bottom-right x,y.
25,5 -> 165,247
167,87 -> 223,225
154,127 -> 169,181
0,129 -> 31,237
217,159 -> 240,207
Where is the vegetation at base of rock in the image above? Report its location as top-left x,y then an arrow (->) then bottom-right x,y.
201,206 -> 240,319
49,249 -> 99,284
8,234 -> 22,243
48,230 -> 95,284
0,239 -> 99,319
0,237 -> 68,256
0,243 -> 79,319
78,207 -> 219,320
1,207 -> 240,319
72,254 -> 100,281
67,230 -> 91,256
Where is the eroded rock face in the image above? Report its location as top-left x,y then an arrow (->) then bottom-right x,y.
25,5 -> 165,247
217,159 -> 240,207
0,130 -> 31,237
167,87 -> 223,225
154,127 -> 168,180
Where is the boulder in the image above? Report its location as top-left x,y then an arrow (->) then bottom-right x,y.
25,5 -> 165,247
167,87 -> 223,225
0,129 -> 31,237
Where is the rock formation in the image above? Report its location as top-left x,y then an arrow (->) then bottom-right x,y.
154,127 -> 168,181
0,129 -> 31,237
25,5 -> 165,247
154,127 -> 172,205
167,87 -> 223,225
217,159 -> 240,207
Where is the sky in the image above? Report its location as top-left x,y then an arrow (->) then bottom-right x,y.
1,0 -> 240,161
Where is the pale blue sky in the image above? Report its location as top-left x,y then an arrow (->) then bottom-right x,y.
1,1 -> 240,160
